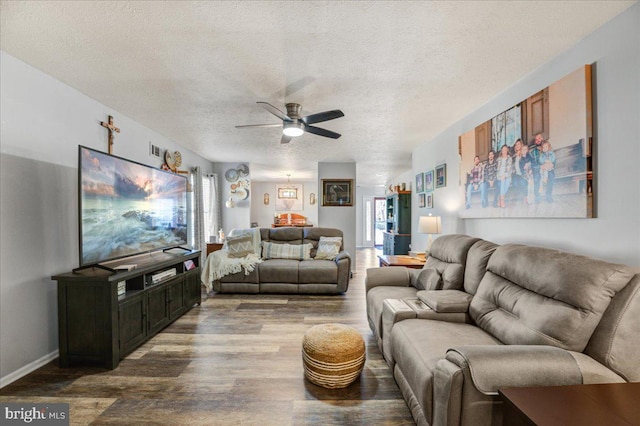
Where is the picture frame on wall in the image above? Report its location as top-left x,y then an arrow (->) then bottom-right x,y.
435,164 -> 447,188
425,170 -> 435,192
322,179 -> 353,206
418,193 -> 426,208
436,164 -> 447,188
427,193 -> 434,209
416,172 -> 425,193
458,65 -> 594,219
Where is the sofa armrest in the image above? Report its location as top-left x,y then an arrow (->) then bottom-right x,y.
432,345 -> 584,426
417,290 -> 472,313
365,267 -> 410,293
335,251 -> 351,292
442,345 -> 582,395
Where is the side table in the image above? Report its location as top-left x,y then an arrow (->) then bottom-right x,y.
378,255 -> 425,269
206,242 -> 224,256
499,382 -> 640,425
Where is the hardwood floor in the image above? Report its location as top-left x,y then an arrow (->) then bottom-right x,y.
0,248 -> 415,425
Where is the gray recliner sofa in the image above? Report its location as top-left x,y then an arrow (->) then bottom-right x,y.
213,227 -> 351,294
365,234 -> 639,426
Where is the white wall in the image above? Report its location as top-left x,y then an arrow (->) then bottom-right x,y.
0,52 -> 214,386
318,162 -> 357,266
251,181 -> 319,228
411,4 -> 640,267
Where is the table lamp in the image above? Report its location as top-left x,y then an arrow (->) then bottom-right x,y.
419,215 -> 441,255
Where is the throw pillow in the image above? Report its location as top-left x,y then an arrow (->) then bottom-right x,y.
262,242 -> 312,260
315,236 -> 342,260
226,235 -> 254,258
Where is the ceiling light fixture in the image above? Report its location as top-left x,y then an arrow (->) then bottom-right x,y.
282,122 -> 304,137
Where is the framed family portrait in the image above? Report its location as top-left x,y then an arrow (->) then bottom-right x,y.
425,170 -> 435,192
322,179 -> 353,206
435,164 -> 447,188
458,65 -> 593,219
416,172 -> 425,193
418,193 -> 426,208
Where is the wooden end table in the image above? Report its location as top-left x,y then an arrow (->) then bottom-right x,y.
378,255 -> 426,269
206,242 -> 224,256
499,382 -> 640,426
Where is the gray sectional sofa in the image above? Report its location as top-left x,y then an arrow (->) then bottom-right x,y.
212,227 -> 351,294
366,234 -> 639,426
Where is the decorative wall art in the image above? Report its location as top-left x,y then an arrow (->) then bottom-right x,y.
427,193 -> 434,209
322,179 -> 353,206
418,193 -> 426,208
275,183 -> 303,211
435,164 -> 447,188
416,172 -> 425,193
425,170 -> 434,192
459,65 -> 593,219
225,164 -> 250,205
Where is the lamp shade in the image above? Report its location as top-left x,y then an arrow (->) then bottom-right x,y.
419,215 -> 441,234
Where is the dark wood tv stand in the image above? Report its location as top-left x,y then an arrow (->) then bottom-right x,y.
52,249 -> 201,369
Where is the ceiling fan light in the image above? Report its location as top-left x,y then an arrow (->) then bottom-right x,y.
283,123 -> 304,137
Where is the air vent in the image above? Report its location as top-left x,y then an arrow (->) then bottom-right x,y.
149,142 -> 162,159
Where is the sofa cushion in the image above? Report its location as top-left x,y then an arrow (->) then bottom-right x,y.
299,259 -> 338,284
219,267 -> 259,284
390,319 -> 500,424
423,234 -> 480,290
470,244 -> 635,352
258,259 -> 300,283
226,235 -> 254,258
262,242 -> 312,260
413,268 -> 443,290
585,273 -> 640,382
463,239 -> 498,295
314,236 -> 342,260
417,290 -> 473,313
304,227 -> 344,257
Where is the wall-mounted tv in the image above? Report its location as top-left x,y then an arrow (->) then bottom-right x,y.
79,146 -> 188,266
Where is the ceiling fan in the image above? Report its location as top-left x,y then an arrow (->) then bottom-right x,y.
236,102 -> 344,144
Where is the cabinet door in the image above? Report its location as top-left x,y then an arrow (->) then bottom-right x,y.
147,285 -> 170,334
184,270 -> 201,307
118,293 -> 147,357
168,278 -> 186,320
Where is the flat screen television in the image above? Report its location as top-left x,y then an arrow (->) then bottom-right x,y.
79,146 -> 188,267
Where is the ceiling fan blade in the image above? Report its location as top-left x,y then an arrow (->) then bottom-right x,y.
257,102 -> 291,121
301,109 -> 344,125
304,125 -> 341,139
235,123 -> 283,129
280,134 -> 292,144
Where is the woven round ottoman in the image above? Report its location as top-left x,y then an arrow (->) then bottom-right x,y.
302,323 -> 366,389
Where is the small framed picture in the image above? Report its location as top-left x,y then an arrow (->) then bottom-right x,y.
435,164 -> 447,188
416,172 -> 425,193
427,193 -> 434,209
418,193 -> 426,208
322,179 -> 353,206
425,170 -> 435,192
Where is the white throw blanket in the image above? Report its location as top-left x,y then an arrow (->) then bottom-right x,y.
200,228 -> 263,292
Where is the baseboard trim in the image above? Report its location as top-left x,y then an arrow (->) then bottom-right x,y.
0,350 -> 59,389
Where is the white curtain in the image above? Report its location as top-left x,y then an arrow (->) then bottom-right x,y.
191,166 -> 205,266
203,172 -> 221,241
191,168 -> 221,266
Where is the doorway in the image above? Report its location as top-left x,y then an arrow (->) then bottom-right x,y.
374,197 -> 386,247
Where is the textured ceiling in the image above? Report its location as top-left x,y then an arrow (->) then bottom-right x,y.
1,1 -> 634,185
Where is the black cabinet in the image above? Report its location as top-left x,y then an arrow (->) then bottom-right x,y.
53,250 -> 201,369
383,191 -> 412,255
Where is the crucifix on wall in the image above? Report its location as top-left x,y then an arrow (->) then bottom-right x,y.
100,115 -> 120,154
